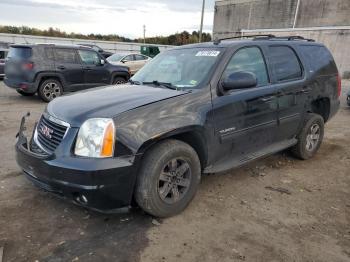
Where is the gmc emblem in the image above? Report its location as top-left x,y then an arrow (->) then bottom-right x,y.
40,125 -> 53,139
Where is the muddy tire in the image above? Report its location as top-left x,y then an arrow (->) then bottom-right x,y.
291,113 -> 324,160
135,139 -> 201,218
113,77 -> 126,85
38,79 -> 63,102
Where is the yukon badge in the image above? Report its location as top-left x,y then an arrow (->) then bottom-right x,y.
40,125 -> 53,139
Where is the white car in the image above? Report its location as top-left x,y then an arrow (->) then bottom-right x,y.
107,53 -> 151,75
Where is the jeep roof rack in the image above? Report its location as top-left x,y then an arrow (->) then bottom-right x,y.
213,34 -> 315,44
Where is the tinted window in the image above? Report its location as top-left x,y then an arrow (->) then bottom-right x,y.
135,55 -> 147,61
78,50 -> 100,65
54,48 -> 79,64
7,47 -> 32,59
0,51 -> 7,59
223,47 -> 269,86
269,46 -> 302,82
299,45 -> 337,74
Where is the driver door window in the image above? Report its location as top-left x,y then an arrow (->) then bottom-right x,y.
78,50 -> 100,66
223,47 -> 269,87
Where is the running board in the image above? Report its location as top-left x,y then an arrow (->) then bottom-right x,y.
204,139 -> 297,174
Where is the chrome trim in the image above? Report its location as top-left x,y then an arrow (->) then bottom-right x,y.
43,112 -> 71,128
34,114 -> 71,153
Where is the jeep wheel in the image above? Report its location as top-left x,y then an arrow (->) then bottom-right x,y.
113,77 -> 126,85
135,140 -> 201,218
16,90 -> 36,96
38,79 -> 63,102
291,113 -> 324,160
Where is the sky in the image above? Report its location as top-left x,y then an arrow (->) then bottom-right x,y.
0,0 -> 216,39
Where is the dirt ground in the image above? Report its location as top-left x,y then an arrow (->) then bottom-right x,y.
0,81 -> 349,262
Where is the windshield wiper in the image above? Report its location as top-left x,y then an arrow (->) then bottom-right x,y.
142,80 -> 177,90
128,79 -> 141,85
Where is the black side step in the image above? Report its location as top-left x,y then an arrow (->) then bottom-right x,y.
204,139 -> 297,174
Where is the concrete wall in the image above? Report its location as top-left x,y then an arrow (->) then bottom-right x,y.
0,33 -> 174,54
214,0 -> 350,37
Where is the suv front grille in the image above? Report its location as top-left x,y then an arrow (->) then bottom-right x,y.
35,115 -> 68,154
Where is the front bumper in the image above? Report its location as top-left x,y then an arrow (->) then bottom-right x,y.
15,114 -> 139,213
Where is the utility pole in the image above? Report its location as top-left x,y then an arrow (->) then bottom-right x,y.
143,25 -> 146,44
293,0 -> 301,28
199,0 -> 205,42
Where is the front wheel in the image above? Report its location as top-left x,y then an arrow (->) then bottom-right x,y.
38,79 -> 63,102
291,113 -> 324,160
135,140 -> 201,218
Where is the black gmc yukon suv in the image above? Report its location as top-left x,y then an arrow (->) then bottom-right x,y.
15,36 -> 341,217
4,44 -> 130,102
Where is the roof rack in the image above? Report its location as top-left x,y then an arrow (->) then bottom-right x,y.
213,34 -> 315,44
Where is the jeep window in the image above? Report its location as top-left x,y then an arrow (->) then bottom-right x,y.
54,48 -> 79,64
132,48 -> 222,89
222,47 -> 269,87
0,51 -> 7,59
78,50 -> 100,65
269,46 -> 302,82
7,47 -> 32,60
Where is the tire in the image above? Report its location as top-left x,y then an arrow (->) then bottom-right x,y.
291,113 -> 324,160
16,90 -> 36,96
38,79 -> 63,102
113,76 -> 127,85
135,139 -> 201,218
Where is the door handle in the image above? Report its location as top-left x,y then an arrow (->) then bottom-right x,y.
259,96 -> 275,102
57,65 -> 66,70
300,87 -> 312,94
84,67 -> 93,71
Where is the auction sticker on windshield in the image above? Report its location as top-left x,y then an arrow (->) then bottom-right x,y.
195,50 -> 220,57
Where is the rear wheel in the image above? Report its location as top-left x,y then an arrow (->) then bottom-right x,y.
291,113 -> 324,160
38,79 -> 63,102
16,90 -> 35,96
113,76 -> 126,85
135,140 -> 201,218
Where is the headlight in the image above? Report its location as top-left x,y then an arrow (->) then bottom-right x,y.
74,118 -> 115,158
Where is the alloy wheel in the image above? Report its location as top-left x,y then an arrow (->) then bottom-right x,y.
43,82 -> 61,101
158,158 -> 192,204
305,123 -> 320,151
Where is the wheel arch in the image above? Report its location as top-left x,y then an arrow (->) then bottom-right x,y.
308,97 -> 330,123
136,126 -> 208,171
35,72 -> 65,90
110,72 -> 130,84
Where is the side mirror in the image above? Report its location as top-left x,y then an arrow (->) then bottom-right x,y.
100,59 -> 105,65
222,71 -> 257,91
121,59 -> 126,64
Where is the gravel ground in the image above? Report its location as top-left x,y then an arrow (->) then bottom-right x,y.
0,81 -> 349,262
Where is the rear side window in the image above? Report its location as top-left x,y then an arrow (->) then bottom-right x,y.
54,48 -> 79,64
223,47 -> 269,87
269,46 -> 302,82
299,45 -> 337,74
7,47 -> 32,59
0,51 -> 7,59
123,55 -> 134,62
45,48 -> 55,60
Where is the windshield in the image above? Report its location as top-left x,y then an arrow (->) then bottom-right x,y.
131,48 -> 223,89
107,54 -> 125,62
7,47 -> 32,60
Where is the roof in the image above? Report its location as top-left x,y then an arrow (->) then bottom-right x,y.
10,43 -> 92,50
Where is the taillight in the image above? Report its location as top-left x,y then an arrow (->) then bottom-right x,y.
336,74 -> 341,97
22,62 -> 34,70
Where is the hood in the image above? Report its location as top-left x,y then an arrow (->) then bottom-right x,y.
47,85 -> 189,127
